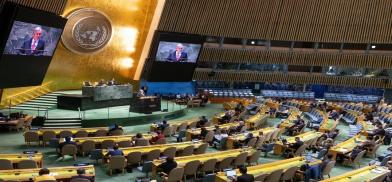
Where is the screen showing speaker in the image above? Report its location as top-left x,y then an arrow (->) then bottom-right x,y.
146,32 -> 204,82
3,21 -> 63,56
0,2 -> 67,88
155,41 -> 201,63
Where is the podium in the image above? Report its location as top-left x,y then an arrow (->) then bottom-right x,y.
129,96 -> 161,114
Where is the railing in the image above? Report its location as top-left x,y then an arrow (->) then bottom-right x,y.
0,81 -> 55,108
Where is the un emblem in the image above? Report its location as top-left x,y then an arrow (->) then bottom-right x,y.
61,8 -> 112,54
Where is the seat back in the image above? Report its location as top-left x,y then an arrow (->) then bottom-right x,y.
180,145 -> 194,156
42,131 -> 56,142
184,160 -> 201,175
170,125 -> 178,135
74,130 -> 88,138
178,123 -> 187,131
127,151 -> 142,165
247,150 -> 261,165
203,121 -> 212,127
218,137 -> 228,150
59,130 -> 73,138
94,129 -> 107,136
204,131 -> 214,143
146,149 -> 161,161
200,158 -> 217,173
194,143 -> 208,154
81,140 -> 96,154
270,129 -> 280,141
217,156 -> 235,170
156,138 -> 167,144
109,129 -> 124,136
117,140 -> 133,148
167,167 -> 184,182
255,173 -> 268,182
265,169 -> 284,182
101,140 -> 115,149
62,144 -> 78,155
24,131 -> 39,142
322,160 -> 336,176
294,144 -> 308,156
233,152 -> 248,166
263,131 -> 273,142
135,139 -> 149,146
188,121 -> 197,129
70,178 -> 91,182
17,160 -> 38,169
353,150 -> 366,164
163,147 -> 177,158
109,155 -> 126,170
246,138 -> 257,147
0,159 -> 13,170
163,126 -> 172,137
280,166 -> 298,181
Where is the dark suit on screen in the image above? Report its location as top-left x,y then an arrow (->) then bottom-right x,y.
20,38 -> 45,56
166,51 -> 188,62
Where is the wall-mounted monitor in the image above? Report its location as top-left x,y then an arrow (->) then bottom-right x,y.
3,21 -> 63,57
0,2 -> 67,88
146,32 -> 204,82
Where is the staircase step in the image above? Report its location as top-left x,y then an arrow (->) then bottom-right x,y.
10,106 -> 47,110
42,126 -> 82,129
45,120 -> 81,123
46,118 -> 81,120
20,103 -> 55,107
43,123 -> 82,126
27,100 -> 57,104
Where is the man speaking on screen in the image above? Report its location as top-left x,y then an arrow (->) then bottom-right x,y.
166,43 -> 188,62
20,26 -> 45,56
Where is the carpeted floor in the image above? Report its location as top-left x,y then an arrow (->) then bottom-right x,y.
0,104 -> 388,181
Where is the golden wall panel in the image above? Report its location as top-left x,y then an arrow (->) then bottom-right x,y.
193,68 -> 392,89
44,0 -> 157,91
199,48 -> 392,69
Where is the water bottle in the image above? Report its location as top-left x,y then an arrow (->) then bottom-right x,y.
28,153 -> 33,160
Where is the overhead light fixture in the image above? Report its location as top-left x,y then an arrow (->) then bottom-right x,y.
371,45 -> 376,49
251,41 -> 255,45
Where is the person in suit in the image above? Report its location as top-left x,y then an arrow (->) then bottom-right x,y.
158,157 -> 178,175
70,168 -> 93,182
234,166 -> 254,182
57,136 -> 77,154
105,144 -> 123,157
20,27 -> 45,56
166,43 -> 188,62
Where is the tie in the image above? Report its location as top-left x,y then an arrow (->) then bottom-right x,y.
31,41 -> 36,52
176,52 -> 180,61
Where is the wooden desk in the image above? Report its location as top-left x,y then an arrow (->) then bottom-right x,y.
150,118 -> 198,132
226,127 -> 276,149
274,131 -> 323,155
360,120 -> 376,136
319,119 -> 339,133
36,127 -> 108,136
151,149 -> 254,179
101,141 -> 204,156
321,165 -> 389,182
212,112 -> 226,124
63,133 -> 156,145
0,153 -> 43,167
215,157 -> 321,182
185,123 -> 239,141
278,110 -> 301,130
328,135 -> 367,160
245,110 -> 269,129
0,165 -> 94,182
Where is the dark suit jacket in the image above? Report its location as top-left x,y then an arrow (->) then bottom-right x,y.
70,175 -> 93,182
166,51 -> 188,62
158,161 -> 177,174
237,174 -> 255,182
20,38 -> 45,56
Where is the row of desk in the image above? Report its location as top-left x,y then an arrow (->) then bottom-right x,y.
0,165 -> 95,182
0,153 -> 43,168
